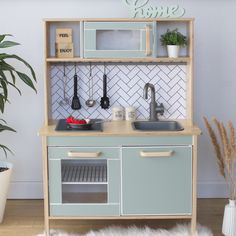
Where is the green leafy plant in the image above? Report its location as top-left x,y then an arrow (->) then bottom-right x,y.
160,29 -> 187,46
0,34 -> 36,157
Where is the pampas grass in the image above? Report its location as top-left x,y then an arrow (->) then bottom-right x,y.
203,117 -> 225,178
204,117 -> 236,200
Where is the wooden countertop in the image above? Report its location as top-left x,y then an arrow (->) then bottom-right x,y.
39,120 -> 201,137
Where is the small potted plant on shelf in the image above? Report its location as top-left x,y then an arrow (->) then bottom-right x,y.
0,34 -> 36,223
204,117 -> 236,236
160,28 -> 187,58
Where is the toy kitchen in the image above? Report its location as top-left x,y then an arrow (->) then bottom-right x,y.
39,18 -> 201,236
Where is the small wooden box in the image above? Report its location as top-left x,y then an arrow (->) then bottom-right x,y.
56,28 -> 72,43
55,43 -> 74,58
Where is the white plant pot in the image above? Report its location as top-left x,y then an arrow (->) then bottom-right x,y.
0,161 -> 12,223
222,199 -> 236,236
167,45 -> 180,58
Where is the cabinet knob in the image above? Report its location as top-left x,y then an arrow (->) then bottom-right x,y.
140,151 -> 174,158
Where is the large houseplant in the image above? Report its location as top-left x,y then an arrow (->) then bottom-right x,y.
0,34 -> 36,223
160,29 -> 187,58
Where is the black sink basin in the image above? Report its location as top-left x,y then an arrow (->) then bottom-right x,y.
132,120 -> 184,131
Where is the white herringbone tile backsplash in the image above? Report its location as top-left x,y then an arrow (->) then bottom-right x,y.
50,64 -> 186,120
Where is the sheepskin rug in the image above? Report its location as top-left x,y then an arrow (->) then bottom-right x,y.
38,224 -> 213,236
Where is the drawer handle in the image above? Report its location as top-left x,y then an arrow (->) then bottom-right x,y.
68,151 -> 101,158
140,151 -> 174,158
145,25 -> 151,56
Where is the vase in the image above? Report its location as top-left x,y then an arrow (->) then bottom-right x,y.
167,45 -> 180,58
222,199 -> 236,236
0,161 -> 12,223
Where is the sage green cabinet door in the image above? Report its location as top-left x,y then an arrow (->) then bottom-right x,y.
84,21 -> 154,58
121,146 -> 192,215
48,148 -> 120,217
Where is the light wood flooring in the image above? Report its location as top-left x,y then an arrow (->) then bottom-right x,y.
0,199 -> 226,236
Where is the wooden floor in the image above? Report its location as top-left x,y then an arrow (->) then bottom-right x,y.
0,199 -> 226,236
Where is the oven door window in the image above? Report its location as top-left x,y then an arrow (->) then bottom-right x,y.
96,30 -> 141,50
61,159 -> 107,204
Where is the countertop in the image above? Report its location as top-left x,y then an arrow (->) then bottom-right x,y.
39,120 -> 201,137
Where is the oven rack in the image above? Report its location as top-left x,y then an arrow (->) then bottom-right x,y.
62,164 -> 107,183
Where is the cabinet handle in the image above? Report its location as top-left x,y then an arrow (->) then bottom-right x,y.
140,151 -> 174,158
68,151 -> 101,158
145,25 -> 151,56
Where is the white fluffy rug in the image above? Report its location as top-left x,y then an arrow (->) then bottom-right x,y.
38,224 -> 213,236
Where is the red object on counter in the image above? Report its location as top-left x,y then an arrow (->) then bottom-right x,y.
66,116 -> 87,124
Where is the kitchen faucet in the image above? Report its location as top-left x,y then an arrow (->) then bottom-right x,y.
143,83 -> 164,121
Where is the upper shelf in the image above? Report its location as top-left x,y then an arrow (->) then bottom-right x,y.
46,57 -> 190,63
46,19 -> 192,62
44,18 -> 194,23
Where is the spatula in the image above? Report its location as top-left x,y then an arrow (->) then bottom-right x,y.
100,65 -> 110,109
71,64 -> 81,110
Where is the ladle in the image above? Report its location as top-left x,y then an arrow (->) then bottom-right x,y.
59,63 -> 70,106
86,63 -> 96,107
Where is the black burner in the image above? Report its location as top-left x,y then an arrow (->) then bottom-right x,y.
55,119 -> 103,132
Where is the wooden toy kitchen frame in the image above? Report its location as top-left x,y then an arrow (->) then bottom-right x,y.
40,18 -> 201,236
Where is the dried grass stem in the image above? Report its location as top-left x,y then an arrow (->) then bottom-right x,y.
204,117 -> 236,200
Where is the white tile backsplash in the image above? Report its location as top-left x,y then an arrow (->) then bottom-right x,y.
50,64 -> 186,120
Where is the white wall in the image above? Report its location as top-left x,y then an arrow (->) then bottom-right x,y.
0,0 -> 235,198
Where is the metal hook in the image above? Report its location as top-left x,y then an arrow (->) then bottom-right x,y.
63,62 -> 66,77
89,62 -> 92,77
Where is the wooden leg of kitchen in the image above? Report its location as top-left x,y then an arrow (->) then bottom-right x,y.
191,135 -> 198,235
42,137 -> 50,235
191,217 -> 196,235
44,216 -> 50,236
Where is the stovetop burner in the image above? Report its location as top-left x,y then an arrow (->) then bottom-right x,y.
55,119 -> 103,132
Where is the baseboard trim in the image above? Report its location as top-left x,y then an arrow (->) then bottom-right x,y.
7,181 -> 228,199
8,181 -> 43,199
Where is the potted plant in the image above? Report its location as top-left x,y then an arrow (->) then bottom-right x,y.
0,34 -> 36,223
160,28 -> 187,58
204,117 -> 236,236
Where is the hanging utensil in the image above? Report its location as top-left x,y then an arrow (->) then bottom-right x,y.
100,64 -> 110,109
85,63 -> 96,107
59,63 -> 70,106
90,70 -> 96,106
71,64 -> 81,110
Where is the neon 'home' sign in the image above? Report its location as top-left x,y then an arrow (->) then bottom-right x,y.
123,0 -> 185,18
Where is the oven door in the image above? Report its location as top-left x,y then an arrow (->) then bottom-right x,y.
48,147 -> 120,217
84,21 -> 154,58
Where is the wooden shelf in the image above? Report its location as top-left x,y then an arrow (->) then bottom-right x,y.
46,57 -> 190,63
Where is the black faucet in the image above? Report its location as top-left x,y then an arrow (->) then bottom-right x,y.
143,83 -> 164,121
